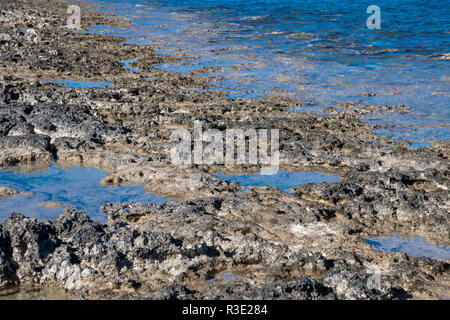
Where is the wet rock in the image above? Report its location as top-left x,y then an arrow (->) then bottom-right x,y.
0,187 -> 20,199
39,201 -> 68,208
24,29 -> 40,44
0,134 -> 52,166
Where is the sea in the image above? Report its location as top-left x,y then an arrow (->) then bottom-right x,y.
83,0 -> 449,147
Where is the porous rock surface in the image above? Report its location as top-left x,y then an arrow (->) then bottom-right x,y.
0,0 -> 448,299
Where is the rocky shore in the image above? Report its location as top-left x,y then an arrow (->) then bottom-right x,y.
0,0 -> 448,299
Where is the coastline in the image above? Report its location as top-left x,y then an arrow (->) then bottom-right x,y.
0,0 -> 448,299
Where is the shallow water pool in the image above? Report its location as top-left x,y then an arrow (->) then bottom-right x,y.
365,233 -> 450,261
215,170 -> 340,193
0,163 -> 168,223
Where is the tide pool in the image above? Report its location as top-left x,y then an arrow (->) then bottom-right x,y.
365,234 -> 450,261
0,163 -> 168,223
215,170 -> 340,192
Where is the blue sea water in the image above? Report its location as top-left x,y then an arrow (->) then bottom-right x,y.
81,0 -> 449,146
0,163 -> 168,223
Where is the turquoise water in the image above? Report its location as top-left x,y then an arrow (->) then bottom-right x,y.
81,0 -> 449,146
215,171 -> 340,192
0,163 -> 168,223
365,234 -> 450,261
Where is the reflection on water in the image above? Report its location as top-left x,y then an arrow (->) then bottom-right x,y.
365,233 -> 450,261
215,171 -> 340,192
0,163 -> 168,223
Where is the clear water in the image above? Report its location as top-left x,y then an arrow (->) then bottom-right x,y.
0,163 -> 168,223
80,0 -> 449,145
365,234 -> 450,261
221,273 -> 239,280
215,171 -> 340,192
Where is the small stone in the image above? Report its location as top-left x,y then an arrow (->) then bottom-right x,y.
39,201 -> 69,208
0,186 -> 20,199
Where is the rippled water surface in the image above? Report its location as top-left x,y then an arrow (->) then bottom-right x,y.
82,0 -> 449,145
